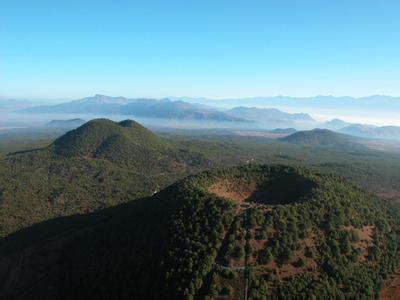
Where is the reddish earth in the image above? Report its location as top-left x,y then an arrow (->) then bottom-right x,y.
380,269 -> 400,300
343,225 -> 374,261
279,260 -> 318,279
208,179 -> 257,204
343,225 -> 374,241
258,258 -> 317,279
377,189 -> 400,203
254,235 -> 318,279
363,140 -> 400,154
250,239 -> 266,251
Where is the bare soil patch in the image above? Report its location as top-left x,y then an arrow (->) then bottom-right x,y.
208,174 -> 315,205
254,235 -> 318,279
343,225 -> 374,261
377,189 -> 400,202
208,179 -> 257,204
380,269 -> 400,300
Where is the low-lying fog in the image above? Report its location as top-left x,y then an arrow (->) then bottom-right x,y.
0,109 -> 399,132
1,110 -> 400,154
271,107 -> 400,127
0,112 -> 271,130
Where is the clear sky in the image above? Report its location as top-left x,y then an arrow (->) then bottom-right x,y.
1,0 -> 400,100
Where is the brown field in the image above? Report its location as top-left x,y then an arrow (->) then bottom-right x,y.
232,130 -> 289,139
362,139 -> 400,154
376,189 -> 400,203
343,225 -> 374,262
380,269 -> 400,300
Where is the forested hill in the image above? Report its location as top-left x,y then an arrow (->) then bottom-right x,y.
0,119 -> 212,238
279,128 -> 360,147
0,164 -> 399,299
50,118 -> 169,161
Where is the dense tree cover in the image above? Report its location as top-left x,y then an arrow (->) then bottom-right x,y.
199,166 -> 400,299
0,172 -> 236,299
162,188 -> 234,297
0,119 -> 211,238
0,119 -> 400,238
279,128 -> 359,147
0,120 -> 399,299
264,183 -> 400,299
0,164 -> 399,299
171,134 -> 400,199
52,119 -> 167,157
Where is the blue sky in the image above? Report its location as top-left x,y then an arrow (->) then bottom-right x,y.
1,0 -> 400,99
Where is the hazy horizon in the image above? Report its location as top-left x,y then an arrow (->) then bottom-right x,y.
3,93 -> 400,102
1,0 -> 400,130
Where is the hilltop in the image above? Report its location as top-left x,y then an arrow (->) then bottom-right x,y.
0,119 -> 211,238
51,119 -> 167,163
279,128 -> 359,147
179,95 -> 400,112
0,164 -> 399,299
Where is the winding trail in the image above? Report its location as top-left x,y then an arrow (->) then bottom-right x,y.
213,207 -> 251,300
244,213 -> 250,300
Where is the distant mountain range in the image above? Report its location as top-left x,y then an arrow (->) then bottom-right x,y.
20,94 -> 314,125
15,94 -> 400,140
176,95 -> 400,111
21,94 -> 248,122
320,119 -> 400,141
340,124 -> 400,140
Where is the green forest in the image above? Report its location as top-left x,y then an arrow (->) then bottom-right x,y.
0,120 -> 399,299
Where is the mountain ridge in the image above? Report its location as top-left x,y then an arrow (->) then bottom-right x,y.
177,95 -> 400,110
19,94 -> 318,125
20,95 -> 248,122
